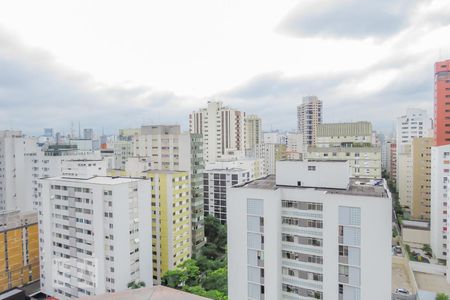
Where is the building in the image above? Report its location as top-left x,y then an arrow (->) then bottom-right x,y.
0,211 -> 39,293
315,122 -> 373,148
286,133 -> 304,159
142,170 -> 191,283
228,160 -> 392,300
38,176 -> 152,299
245,115 -> 263,158
263,132 -> 287,145
397,144 -> 413,210
430,59 -> 450,283
83,129 -> 94,140
411,137 -> 432,220
203,168 -> 251,224
133,125 -> 205,251
69,139 -> 94,152
263,143 -> 287,175
434,59 -> 450,146
297,96 -> 323,147
387,140 -> 397,180
189,101 -> 246,163
77,286 -> 209,300
0,131 -> 38,211
305,122 -> 381,179
206,158 -> 266,181
111,141 -> 133,170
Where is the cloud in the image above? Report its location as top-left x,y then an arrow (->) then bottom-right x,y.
219,51 -> 435,134
277,0 -> 417,39
0,30 -> 197,135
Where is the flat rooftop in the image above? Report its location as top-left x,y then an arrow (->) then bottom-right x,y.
44,176 -> 141,185
77,286 -> 209,300
414,272 -> 450,295
143,169 -> 188,174
238,175 -> 389,198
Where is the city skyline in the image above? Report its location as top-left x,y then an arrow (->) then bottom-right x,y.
1,0 -> 450,135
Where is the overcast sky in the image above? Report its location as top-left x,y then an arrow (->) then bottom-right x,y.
1,0 -> 450,136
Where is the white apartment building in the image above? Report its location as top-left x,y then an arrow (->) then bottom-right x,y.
306,122 -> 381,179
287,133 -> 305,159
431,145 -> 450,281
38,175 -> 152,299
206,158 -> 266,181
112,141 -> 133,170
228,160 -> 392,300
297,96 -> 323,147
0,130 -> 39,211
263,132 -> 288,145
264,143 -> 287,175
245,115 -> 263,158
203,168 -> 251,224
397,144 -> 413,209
189,101 -> 246,163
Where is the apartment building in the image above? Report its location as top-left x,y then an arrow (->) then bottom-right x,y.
228,160 -> 391,300
203,168 -> 251,224
111,141 -> 133,170
206,158 -> 266,181
387,140 -> 397,180
245,115 -> 263,158
430,59 -> 450,282
38,175 -> 152,299
132,125 -> 205,251
411,138 -> 433,220
0,211 -> 39,293
286,133 -> 304,159
263,132 -> 288,145
142,170 -> 191,283
189,101 -> 246,163
305,122 -> 381,179
263,143 -> 287,175
297,96 -> 323,147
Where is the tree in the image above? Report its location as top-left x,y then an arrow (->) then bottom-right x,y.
436,293 -> 450,300
204,215 -> 227,251
422,244 -> 433,257
202,267 -> 227,293
127,280 -> 145,289
161,259 -> 200,288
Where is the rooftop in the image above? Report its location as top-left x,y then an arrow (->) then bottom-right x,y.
44,176 -> 141,185
77,286 -> 209,300
237,175 -> 389,198
143,169 -> 188,174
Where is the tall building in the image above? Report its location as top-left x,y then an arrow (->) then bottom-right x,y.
286,133 -> 304,159
305,122 -> 381,179
0,130 -> 38,211
434,59 -> 450,146
387,140 -> 397,180
38,176 -> 152,299
132,125 -> 205,251
228,160 -> 392,300
206,158 -> 266,181
189,101 -> 246,163
263,143 -> 287,175
112,140 -> 133,170
430,59 -> 450,282
83,129 -> 94,140
142,170 -> 191,283
0,211 -> 39,293
203,168 -> 251,224
245,115 -> 263,158
411,137 -> 432,220
396,108 -> 432,148
297,96 -> 323,147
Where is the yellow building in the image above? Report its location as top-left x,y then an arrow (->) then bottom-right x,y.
411,137 -> 433,220
142,170 -> 191,283
0,211 -> 39,292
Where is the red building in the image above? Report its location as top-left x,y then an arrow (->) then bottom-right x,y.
434,59 -> 450,146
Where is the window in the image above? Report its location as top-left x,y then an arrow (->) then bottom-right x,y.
308,166 -> 316,171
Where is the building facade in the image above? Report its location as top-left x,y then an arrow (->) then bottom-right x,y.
245,115 -> 263,158
203,168 -> 251,224
228,160 -> 392,300
434,59 -> 450,146
297,96 -> 323,147
263,143 -> 287,175
143,170 -> 191,283
189,101 -> 246,163
411,137 -> 432,220
38,176 -> 152,299
0,211 -> 39,293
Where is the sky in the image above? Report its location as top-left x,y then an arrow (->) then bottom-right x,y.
1,0 -> 450,136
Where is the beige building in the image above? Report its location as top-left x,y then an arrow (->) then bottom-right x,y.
398,144 -> 413,210
245,115 -> 263,158
297,96 -> 323,147
305,147 -> 381,178
306,122 -> 381,179
411,137 -> 432,220
316,121 -> 372,147
190,101 -> 246,163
